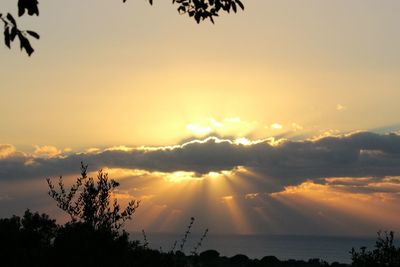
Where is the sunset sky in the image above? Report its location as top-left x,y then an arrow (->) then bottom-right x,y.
1,0 -> 400,236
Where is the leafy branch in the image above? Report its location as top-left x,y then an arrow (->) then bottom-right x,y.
47,162 -> 139,232
1,0 -> 39,56
3,0 -> 245,56
172,0 -> 244,24
1,12 -> 39,56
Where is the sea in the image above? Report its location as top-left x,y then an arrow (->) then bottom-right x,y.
129,233 -> 390,264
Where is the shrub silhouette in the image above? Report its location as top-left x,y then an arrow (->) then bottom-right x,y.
351,231 -> 400,267
0,210 -> 57,266
47,162 -> 139,232
45,163 -> 140,266
52,222 -> 136,267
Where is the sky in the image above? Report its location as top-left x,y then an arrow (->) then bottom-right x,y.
1,0 -> 400,236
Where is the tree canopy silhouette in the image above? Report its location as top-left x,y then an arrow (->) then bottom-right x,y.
351,231 -> 400,267
1,0 -> 244,56
0,210 -> 57,266
47,162 -> 139,232
46,162 -> 141,267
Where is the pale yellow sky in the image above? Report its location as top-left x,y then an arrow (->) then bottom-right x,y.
1,0 -> 400,151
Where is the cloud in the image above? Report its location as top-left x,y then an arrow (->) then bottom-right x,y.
336,104 -> 346,111
2,132 -> 400,192
322,176 -> 400,194
0,144 -> 17,159
291,123 -> 303,131
2,134 -> 400,235
186,117 -> 257,137
270,123 -> 283,130
34,145 -> 61,158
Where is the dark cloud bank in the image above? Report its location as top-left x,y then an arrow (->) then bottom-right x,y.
2,132 -> 400,191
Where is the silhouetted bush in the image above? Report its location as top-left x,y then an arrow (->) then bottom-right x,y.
260,255 -> 280,266
52,222 -> 135,267
0,210 -> 57,266
47,162 -> 139,232
351,231 -> 400,267
200,249 -> 220,260
230,254 -> 250,266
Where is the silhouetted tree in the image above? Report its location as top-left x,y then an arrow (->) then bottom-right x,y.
0,209 -> 57,266
46,162 -> 141,266
351,231 -> 400,267
52,222 -> 137,267
2,0 -> 244,56
47,162 -> 139,232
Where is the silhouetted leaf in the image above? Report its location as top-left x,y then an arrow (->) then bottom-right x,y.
6,13 -> 16,26
27,30 -> 40,39
18,1 -> 25,16
232,2 -> 237,13
178,6 -> 186,14
10,27 -> 17,41
4,28 -> 11,48
195,13 -> 201,23
236,0 -> 244,10
18,32 -> 34,56
18,0 -> 39,17
172,0 -> 244,24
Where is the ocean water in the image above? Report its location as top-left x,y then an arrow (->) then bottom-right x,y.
130,233 -> 382,264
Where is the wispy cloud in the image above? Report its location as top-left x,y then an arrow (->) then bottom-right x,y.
336,104 -> 346,111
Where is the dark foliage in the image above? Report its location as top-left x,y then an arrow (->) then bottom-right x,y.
0,210 -> 57,266
0,208 -> 352,267
171,0 -> 244,24
18,0 -> 39,16
52,222 -> 136,267
350,231 -> 400,267
2,0 -> 244,56
47,162 -> 139,232
0,12 -> 39,56
46,163 -> 140,266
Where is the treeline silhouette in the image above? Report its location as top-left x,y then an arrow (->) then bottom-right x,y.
0,212 -> 347,267
0,163 -> 399,267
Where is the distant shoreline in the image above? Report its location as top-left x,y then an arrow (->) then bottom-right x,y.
129,232 -> 387,264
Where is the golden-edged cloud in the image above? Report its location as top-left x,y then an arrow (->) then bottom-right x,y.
2,132 -> 400,191
2,132 -> 400,234
0,144 -> 17,159
34,145 -> 62,158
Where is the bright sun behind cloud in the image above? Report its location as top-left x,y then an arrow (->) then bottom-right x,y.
185,117 -> 261,138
